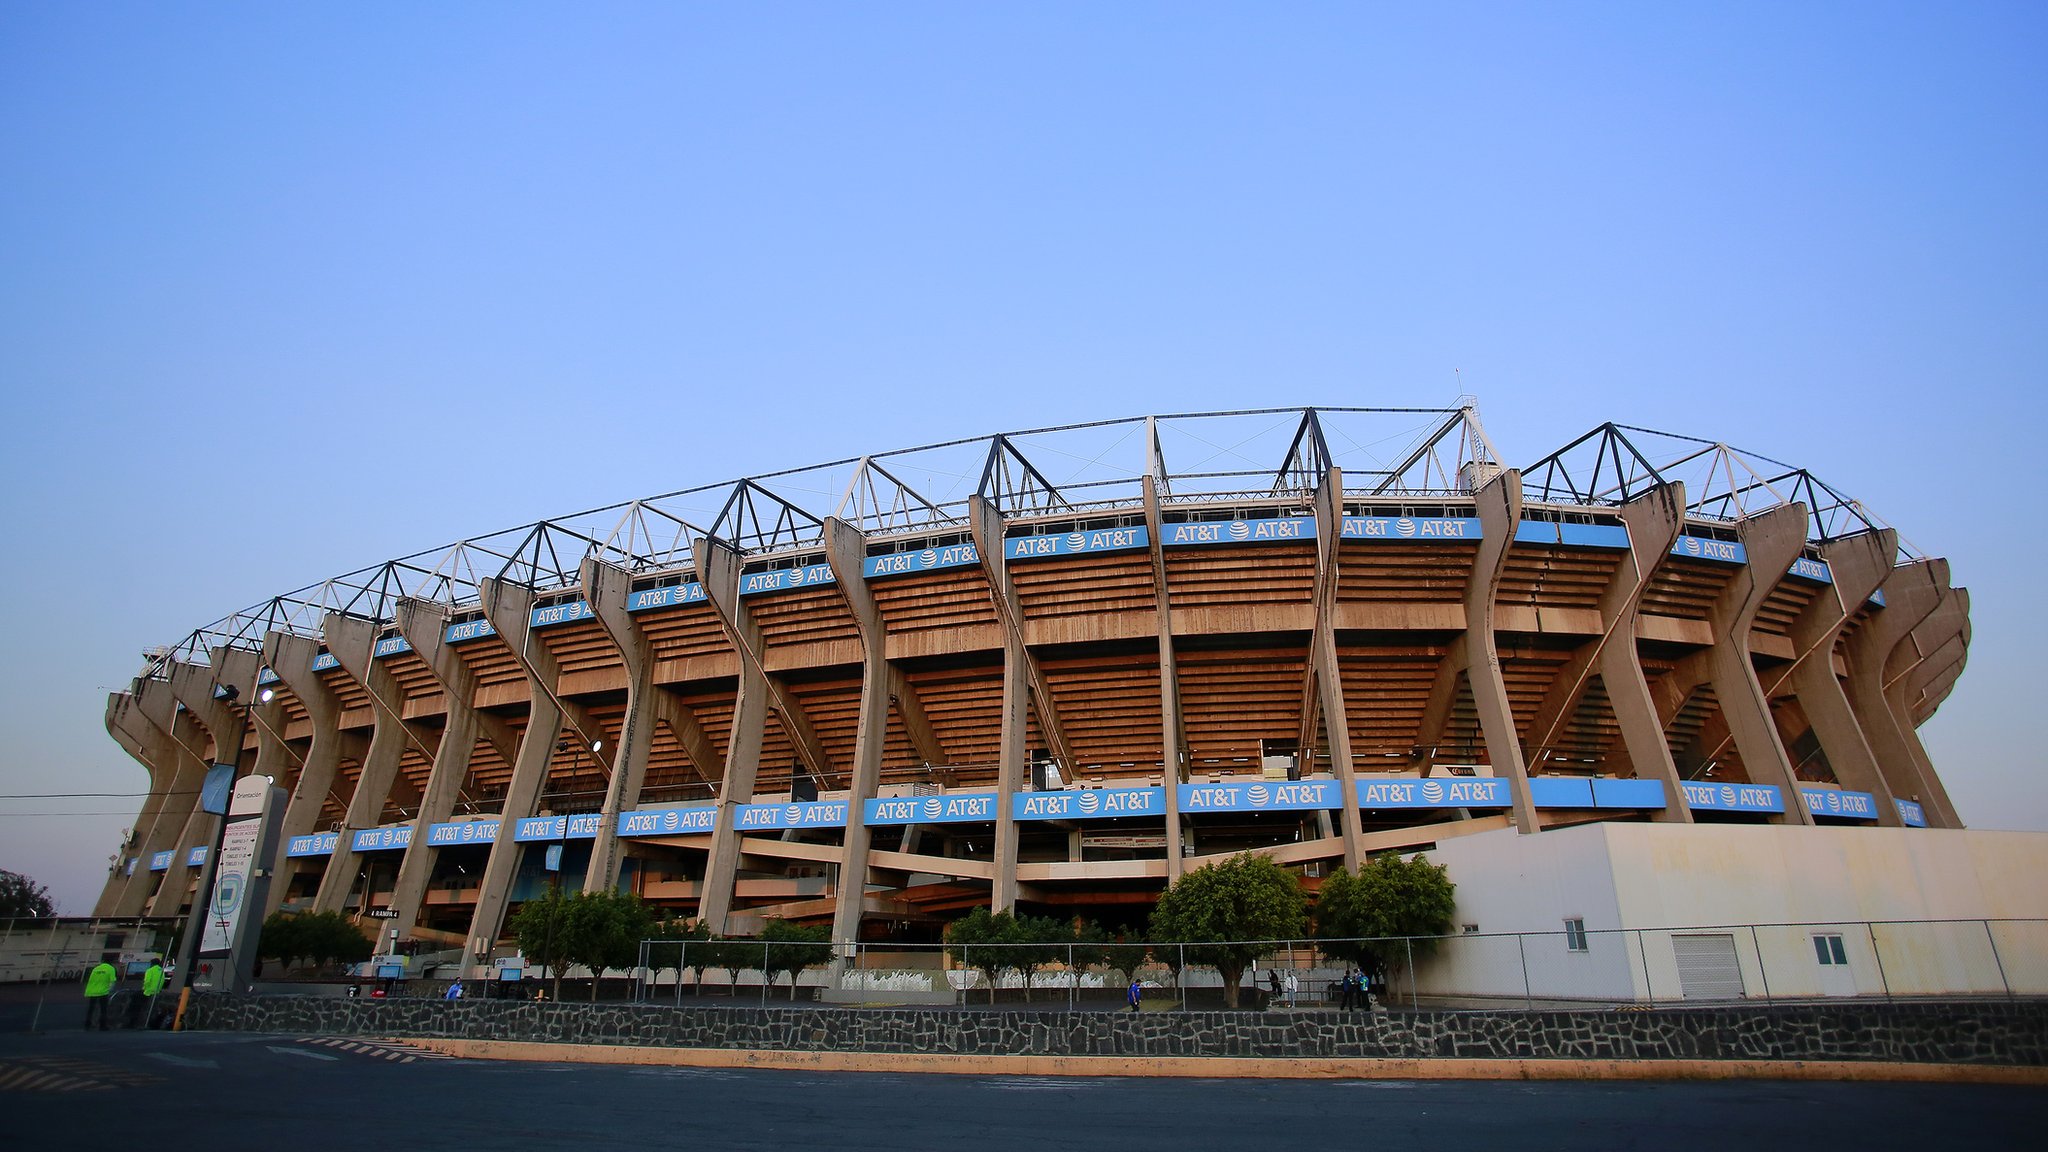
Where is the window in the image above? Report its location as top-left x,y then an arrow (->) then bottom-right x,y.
1813,933 -> 1848,966
1564,918 -> 1588,952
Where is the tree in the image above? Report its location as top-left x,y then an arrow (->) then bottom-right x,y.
1312,852 -> 1456,988
759,919 -> 831,1000
652,916 -> 712,993
507,886 -> 573,1000
562,891 -> 653,1001
256,912 -> 304,967
944,906 -> 1020,1004
257,911 -> 372,970
1148,852 -> 1307,1009
0,870 -> 54,919
1099,934 -> 1151,986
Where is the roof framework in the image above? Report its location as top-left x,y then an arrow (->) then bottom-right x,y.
138,403 -> 1908,678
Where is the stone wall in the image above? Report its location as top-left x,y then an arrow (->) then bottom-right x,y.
184,995 -> 2048,1066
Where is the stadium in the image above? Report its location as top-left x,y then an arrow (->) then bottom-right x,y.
94,404 -> 2031,1002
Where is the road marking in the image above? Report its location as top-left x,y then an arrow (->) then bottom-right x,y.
268,1046 -> 340,1061
146,1052 -> 220,1069
0,1056 -> 162,1093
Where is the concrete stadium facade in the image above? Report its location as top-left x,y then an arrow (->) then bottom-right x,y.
94,406 -> 1975,968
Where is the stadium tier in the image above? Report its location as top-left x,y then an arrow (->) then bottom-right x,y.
97,406 -> 1970,955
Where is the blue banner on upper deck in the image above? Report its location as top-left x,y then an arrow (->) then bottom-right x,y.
311,652 -> 339,671
150,850 -> 174,871
617,805 -> 718,837
863,792 -> 1001,825
185,846 -> 208,867
1179,779 -> 1341,813
351,825 -> 413,852
1514,521 -> 1631,549
1670,535 -> 1746,565
1680,781 -> 1784,813
426,819 -> 500,847
445,617 -> 496,643
735,799 -> 849,830
530,600 -> 594,629
1162,518 -> 1310,548
1341,516 -> 1480,542
1787,557 -> 1833,584
257,667 -> 280,685
626,583 -> 708,611
1012,787 -> 1164,821
865,542 -> 981,579
1591,779 -> 1667,808
1356,777 -> 1512,808
740,564 -> 837,596
286,831 -> 340,857
512,813 -> 605,841
1802,787 -> 1879,820
373,635 -> 411,658
1528,777 -> 1594,808
1895,799 -> 1928,827
1007,526 -> 1150,559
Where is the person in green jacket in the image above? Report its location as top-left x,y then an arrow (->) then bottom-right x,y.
82,960 -> 117,1031
127,961 -> 165,1028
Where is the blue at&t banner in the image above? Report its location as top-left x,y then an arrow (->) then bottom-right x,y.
1681,781 -> 1784,813
1514,521 -> 1631,549
373,635 -> 411,658
150,850 -> 174,871
865,541 -> 981,579
312,652 -> 340,671
735,800 -> 849,831
1787,557 -> 1833,584
512,813 -> 605,841
1162,518 -> 1310,548
1178,780 -> 1341,813
617,805 -> 717,837
1012,787 -> 1164,821
351,825 -> 413,852
445,617 -> 496,643
1802,787 -> 1879,821
1007,526 -> 1149,560
425,819 -> 500,847
1356,777 -> 1512,809
257,667 -> 280,686
1895,799 -> 1928,827
1670,535 -> 1746,565
863,792 -> 1001,825
286,831 -> 340,858
1341,516 -> 1480,542
740,564 -> 837,596
627,583 -> 707,611
529,600 -> 594,629
185,846 -> 208,867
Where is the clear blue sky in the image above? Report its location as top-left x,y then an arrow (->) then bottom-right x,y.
3,3 -> 2042,912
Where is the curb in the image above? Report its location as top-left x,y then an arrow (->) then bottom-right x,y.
402,1038 -> 2048,1084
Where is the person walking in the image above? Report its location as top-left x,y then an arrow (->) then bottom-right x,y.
82,959 -> 118,1031
1338,967 -> 1357,1011
444,978 -> 465,1000
127,959 -> 165,1028
1284,970 -> 1298,1009
1126,978 -> 1142,1013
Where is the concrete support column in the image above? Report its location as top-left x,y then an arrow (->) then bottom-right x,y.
135,681 -> 211,917
825,518 -> 888,946
693,538 -> 770,933
1305,468 -> 1365,869
580,558 -> 658,896
969,498 -> 1032,911
1843,560 -> 1954,827
1600,485 -> 1693,821
1883,586 -> 1969,828
261,631 -> 348,918
99,689 -> 186,917
384,598 -> 487,936
311,614 -> 414,914
165,649 -> 261,969
1707,505 -> 1813,826
1140,476 -> 1187,881
468,578 -> 570,955
1772,530 -> 1902,826
1464,470 -> 1539,834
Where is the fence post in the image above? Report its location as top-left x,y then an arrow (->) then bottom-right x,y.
1067,943 -> 1075,1013
1179,944 -> 1187,1012
28,918 -> 61,1034
1405,937 -> 1416,1009
760,940 -> 770,1007
1984,920 -> 2014,1001
1867,922 -> 1892,1002
1515,932 -> 1532,1010
1749,925 -> 1771,1005
1636,929 -> 1652,1005
676,942 -> 684,1006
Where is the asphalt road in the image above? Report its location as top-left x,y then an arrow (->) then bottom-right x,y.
2,1022 -> 2044,1152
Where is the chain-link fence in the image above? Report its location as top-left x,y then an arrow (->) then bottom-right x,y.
621,918 -> 2046,1010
